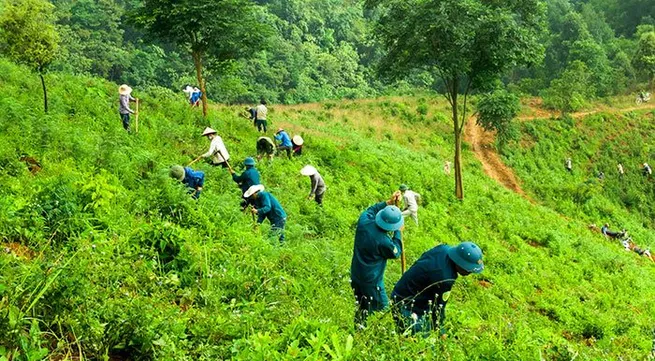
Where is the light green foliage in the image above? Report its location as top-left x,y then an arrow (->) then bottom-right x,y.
542,61 -> 595,113
371,0 -> 545,198
476,89 -> 521,152
0,59 -> 654,360
505,109 -> 655,234
0,0 -> 59,71
633,29 -> 655,89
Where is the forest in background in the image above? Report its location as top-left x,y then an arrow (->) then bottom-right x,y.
43,0 -> 655,104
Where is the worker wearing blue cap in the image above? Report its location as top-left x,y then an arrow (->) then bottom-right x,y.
391,241 -> 484,337
350,191 -> 404,327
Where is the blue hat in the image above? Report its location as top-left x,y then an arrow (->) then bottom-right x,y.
244,157 -> 256,166
375,205 -> 404,231
448,242 -> 484,273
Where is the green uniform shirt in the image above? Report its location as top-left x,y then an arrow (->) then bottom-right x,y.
350,202 -> 402,286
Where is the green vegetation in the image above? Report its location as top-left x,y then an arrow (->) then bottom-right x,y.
369,0 -> 545,199
504,109 -> 655,247
1,0 -> 645,105
0,0 -> 59,112
1,59 -> 654,360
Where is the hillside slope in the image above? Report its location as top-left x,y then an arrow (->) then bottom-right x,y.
0,60 -> 654,360
504,109 -> 655,248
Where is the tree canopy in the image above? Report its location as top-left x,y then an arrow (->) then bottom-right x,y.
370,0 -> 546,198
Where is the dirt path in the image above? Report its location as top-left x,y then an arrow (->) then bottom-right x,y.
465,117 -> 530,199
466,103 -> 655,198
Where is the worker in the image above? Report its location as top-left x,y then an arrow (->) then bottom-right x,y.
444,161 -> 451,176
118,84 -> 136,132
256,136 -> 276,160
170,165 -> 205,199
246,106 -> 257,126
350,191 -> 404,327
399,184 -> 421,226
617,163 -> 624,178
256,99 -> 268,133
597,171 -> 605,180
244,185 -> 287,243
601,223 -> 626,239
200,127 -> 230,168
300,165 -> 325,206
643,163 -> 652,177
391,242 -> 484,337
191,87 -> 202,107
275,128 -> 293,158
183,85 -> 194,105
565,158 -> 572,173
231,157 -> 261,209
292,135 -> 304,156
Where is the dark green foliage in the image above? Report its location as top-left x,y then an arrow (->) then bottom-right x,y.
476,89 -> 521,151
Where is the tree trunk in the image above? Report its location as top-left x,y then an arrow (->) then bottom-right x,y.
39,72 -> 48,113
192,50 -> 208,117
451,83 -> 464,200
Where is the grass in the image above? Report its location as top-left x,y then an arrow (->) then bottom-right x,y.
0,58 -> 654,360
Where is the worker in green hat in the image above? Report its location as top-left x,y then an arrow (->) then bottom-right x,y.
170,165 -> 205,199
230,157 -> 261,209
350,191 -> 404,328
391,241 -> 484,337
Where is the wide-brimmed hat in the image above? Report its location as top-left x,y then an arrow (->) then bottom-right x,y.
292,135 -> 304,145
119,84 -> 132,95
202,127 -> 217,136
244,184 -> 265,198
244,157 -> 256,166
170,165 -> 185,181
276,128 -> 284,134
447,242 -> 484,274
300,165 -> 317,176
375,205 -> 404,232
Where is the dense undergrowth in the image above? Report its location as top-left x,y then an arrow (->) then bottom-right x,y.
504,109 -> 655,248
0,59 -> 654,360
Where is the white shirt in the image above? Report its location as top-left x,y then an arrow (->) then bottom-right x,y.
203,136 -> 230,163
256,104 -> 268,120
183,86 -> 194,99
617,164 -> 624,174
403,190 -> 420,211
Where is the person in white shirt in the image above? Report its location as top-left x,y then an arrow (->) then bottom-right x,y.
617,163 -> 624,178
399,184 -> 420,226
200,127 -> 230,168
183,85 -> 194,104
255,99 -> 268,133
444,161 -> 451,175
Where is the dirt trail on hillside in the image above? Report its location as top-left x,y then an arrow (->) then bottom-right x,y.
465,117 -> 530,200
466,103 -> 655,198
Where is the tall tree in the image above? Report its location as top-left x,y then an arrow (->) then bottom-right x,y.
633,29 -> 655,90
0,0 -> 59,112
134,0 -> 268,116
369,0 -> 545,199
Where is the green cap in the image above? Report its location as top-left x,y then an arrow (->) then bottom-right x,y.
170,165 -> 185,181
448,242 -> 484,274
244,157 -> 256,166
375,206 -> 404,231
399,184 -> 408,191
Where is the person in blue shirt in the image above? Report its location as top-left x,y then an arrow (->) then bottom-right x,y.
350,191 -> 404,327
275,128 -> 293,158
244,185 -> 287,243
170,165 -> 205,199
230,157 -> 261,209
391,242 -> 483,337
